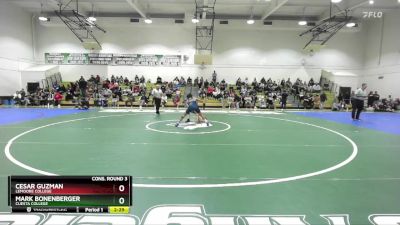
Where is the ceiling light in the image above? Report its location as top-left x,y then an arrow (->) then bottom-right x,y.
87,16 -> 97,22
331,0 -> 342,3
144,18 -> 152,24
369,0 -> 374,4
38,3 -> 49,22
247,19 -> 255,25
191,17 -> 199,23
298,20 -> 307,26
346,22 -> 356,27
38,16 -> 49,21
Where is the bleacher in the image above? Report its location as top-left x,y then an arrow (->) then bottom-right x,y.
57,81 -> 336,109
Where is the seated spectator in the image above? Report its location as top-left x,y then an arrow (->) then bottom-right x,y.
78,97 -> 90,110
244,95 -> 253,108
313,94 -> 320,109
198,77 -> 204,88
207,86 -> 215,98
60,84 -> 66,93
124,77 -> 130,85
393,98 -> 400,110
280,79 -> 285,87
308,78 -> 315,87
234,93 -> 241,109
165,88 -> 173,98
109,81 -> 119,91
173,91 -> 181,109
204,80 -> 209,88
373,91 -> 380,107
156,76 -> 162,84
140,75 -> 145,84
139,94 -> 148,110
198,88 -> 206,98
95,75 -> 101,84
125,91 -> 135,107
93,90 -> 100,106
303,94 -> 314,109
134,75 -> 139,84
161,94 -> 168,108
54,91 -> 63,108
252,78 -> 258,87
286,78 -> 292,88
118,76 -> 124,84
179,76 -> 185,85
13,91 -> 21,105
312,84 -> 321,93
88,75 -> 96,83
213,87 -> 222,99
332,101 -> 342,111
132,85 -> 140,94
258,96 -> 267,109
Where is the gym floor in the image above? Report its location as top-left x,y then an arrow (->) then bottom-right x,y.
0,108 -> 399,224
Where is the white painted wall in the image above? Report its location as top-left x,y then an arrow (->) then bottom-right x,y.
34,20 -> 366,89
0,1 -> 34,96
2,3 -> 398,98
361,9 -> 400,98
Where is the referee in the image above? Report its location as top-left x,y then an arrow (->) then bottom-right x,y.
152,85 -> 163,114
351,83 -> 368,121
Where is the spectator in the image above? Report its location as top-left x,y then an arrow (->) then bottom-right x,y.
212,70 -> 217,83
367,91 -> 374,107
54,91 -> 63,108
320,92 -> 327,109
173,91 -> 181,110
95,75 -> 101,84
156,76 -> 162,84
124,77 -> 130,85
78,76 -> 87,97
373,91 -> 380,107
139,94 -> 147,110
281,90 -> 288,111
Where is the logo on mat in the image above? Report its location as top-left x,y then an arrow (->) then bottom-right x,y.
166,121 -> 212,130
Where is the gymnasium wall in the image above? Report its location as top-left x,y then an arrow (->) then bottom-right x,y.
361,9 -> 400,98
0,1 -> 34,96
34,19 -> 365,90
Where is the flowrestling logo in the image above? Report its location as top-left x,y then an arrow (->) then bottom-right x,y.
0,205 -> 399,225
363,11 -> 383,18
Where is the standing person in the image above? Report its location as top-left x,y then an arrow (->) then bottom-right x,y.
280,90 -> 288,111
151,85 -> 163,114
320,92 -> 327,110
78,76 -> 87,97
373,91 -> 380,107
367,91 -> 374,107
352,83 -> 368,121
212,70 -> 217,84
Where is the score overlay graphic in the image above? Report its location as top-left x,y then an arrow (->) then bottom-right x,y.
8,176 -> 132,213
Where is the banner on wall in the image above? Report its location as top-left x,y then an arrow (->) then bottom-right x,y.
44,53 -> 182,66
